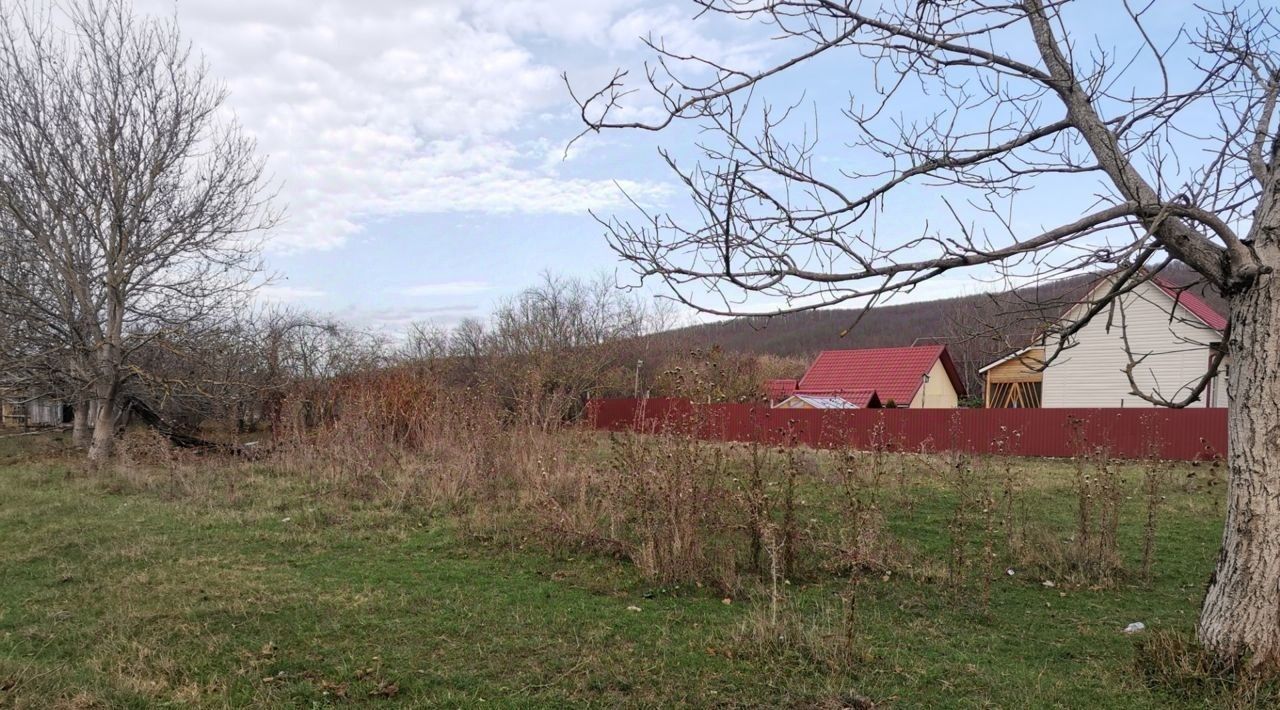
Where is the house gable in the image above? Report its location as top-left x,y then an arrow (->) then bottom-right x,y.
1040,277 -> 1224,408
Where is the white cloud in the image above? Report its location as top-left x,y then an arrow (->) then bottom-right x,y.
470,0 -> 635,45
130,0 -> 704,252
399,281 -> 493,297
337,303 -> 482,332
257,285 -> 327,302
608,5 -> 768,69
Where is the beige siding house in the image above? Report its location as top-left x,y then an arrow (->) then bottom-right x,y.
981,275 -> 1227,408
914,358 -> 961,408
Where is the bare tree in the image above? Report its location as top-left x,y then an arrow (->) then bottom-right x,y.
449,317 -> 490,364
0,0 -> 276,461
486,271 -> 662,424
572,0 -> 1280,668
490,271 -> 650,356
401,321 -> 453,363
0,214 -> 97,443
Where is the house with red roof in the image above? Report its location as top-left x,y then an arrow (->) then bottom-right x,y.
767,345 -> 966,409
979,273 -> 1228,408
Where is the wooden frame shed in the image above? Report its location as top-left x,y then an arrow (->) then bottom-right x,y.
980,347 -> 1045,408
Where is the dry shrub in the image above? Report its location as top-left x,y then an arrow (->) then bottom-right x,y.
1073,445 -> 1124,580
1002,421 -> 1185,589
825,441 -> 907,575
507,434 -> 627,558
266,366 -> 755,589
1140,457 -> 1169,584
652,346 -> 763,403
1009,424 -> 1130,587
271,368 -> 513,508
737,443 -> 773,574
599,431 -> 738,588
1134,630 -> 1280,708
776,447 -> 812,580
109,427 -> 206,500
940,452 -> 1001,608
990,428 -> 1027,556
521,430 -> 842,591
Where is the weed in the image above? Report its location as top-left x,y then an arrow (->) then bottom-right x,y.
1135,630 -> 1280,708
1140,456 -> 1168,584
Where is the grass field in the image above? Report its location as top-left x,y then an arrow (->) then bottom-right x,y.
0,431 -> 1254,708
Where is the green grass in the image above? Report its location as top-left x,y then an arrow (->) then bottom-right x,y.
0,433 -> 1240,708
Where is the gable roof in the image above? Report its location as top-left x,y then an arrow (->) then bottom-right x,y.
977,345 -> 1040,374
797,345 -> 966,405
764,378 -> 798,400
979,271 -> 1228,371
1051,271 -> 1226,335
1150,276 -> 1227,331
839,389 -> 883,408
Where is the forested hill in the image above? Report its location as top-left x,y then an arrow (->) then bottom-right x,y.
649,266 -> 1224,396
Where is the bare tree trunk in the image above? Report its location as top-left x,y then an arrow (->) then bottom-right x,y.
72,398 -> 90,448
1199,261 -> 1280,668
88,324 -> 122,464
88,388 -> 117,464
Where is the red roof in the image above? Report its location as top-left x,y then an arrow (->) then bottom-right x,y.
839,390 -> 882,408
764,379 -> 798,400
797,345 -> 966,406
1151,276 -> 1227,331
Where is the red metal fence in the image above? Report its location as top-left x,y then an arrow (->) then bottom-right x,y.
585,398 -> 1227,461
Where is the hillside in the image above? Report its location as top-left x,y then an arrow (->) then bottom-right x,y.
651,266 -> 1225,396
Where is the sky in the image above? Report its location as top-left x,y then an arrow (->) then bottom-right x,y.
122,0 -> 746,332
127,0 -> 1213,334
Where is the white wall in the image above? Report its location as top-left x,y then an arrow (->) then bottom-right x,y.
1209,355 -> 1230,408
1042,279 -> 1225,408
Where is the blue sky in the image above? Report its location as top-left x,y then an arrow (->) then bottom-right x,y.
131,0 -> 1216,333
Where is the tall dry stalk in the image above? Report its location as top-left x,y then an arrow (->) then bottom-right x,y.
1140,458 -> 1167,584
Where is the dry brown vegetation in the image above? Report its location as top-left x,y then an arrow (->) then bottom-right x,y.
213,368 -> 1192,597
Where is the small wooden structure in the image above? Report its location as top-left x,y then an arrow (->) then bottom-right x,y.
980,347 -> 1044,408
0,400 -> 19,427
1,394 -> 72,428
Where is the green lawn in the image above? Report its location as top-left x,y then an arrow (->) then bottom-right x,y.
0,433 -> 1246,708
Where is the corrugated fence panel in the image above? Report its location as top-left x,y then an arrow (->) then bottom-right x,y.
585,399 -> 1227,461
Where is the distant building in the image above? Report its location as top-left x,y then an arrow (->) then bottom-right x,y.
979,274 -> 1227,408
1,394 -> 72,427
767,345 -> 965,409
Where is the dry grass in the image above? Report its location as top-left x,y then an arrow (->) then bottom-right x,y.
1134,631 -> 1280,708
